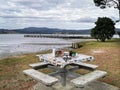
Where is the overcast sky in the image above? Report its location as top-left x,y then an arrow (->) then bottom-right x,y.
0,0 -> 119,29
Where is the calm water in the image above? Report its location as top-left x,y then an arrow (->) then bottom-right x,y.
0,34 -> 77,59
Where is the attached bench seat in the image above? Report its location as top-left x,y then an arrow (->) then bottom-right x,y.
29,62 -> 50,69
71,70 -> 107,88
23,69 -> 58,86
69,62 -> 98,70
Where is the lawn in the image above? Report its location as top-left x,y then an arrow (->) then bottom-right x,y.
0,38 -> 120,90
74,38 -> 120,87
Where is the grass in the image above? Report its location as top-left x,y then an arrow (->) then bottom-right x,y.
0,54 -> 39,90
0,38 -> 120,90
74,38 -> 120,87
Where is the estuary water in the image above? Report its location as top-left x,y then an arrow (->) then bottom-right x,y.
0,34 -> 82,59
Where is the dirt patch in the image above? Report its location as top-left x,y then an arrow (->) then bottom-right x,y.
91,50 -> 105,54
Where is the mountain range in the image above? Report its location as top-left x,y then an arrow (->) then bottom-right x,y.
0,27 -> 120,34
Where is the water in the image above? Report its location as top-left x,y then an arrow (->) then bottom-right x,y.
0,34 -> 78,59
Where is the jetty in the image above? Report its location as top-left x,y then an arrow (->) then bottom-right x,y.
24,34 -> 92,39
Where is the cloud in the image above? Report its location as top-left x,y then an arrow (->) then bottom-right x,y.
74,17 -> 97,23
12,0 -> 66,10
0,0 -> 119,29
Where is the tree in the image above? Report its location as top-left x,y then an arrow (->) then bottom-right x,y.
93,0 -> 120,22
91,17 -> 115,42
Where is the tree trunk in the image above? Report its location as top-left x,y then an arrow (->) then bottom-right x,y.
101,39 -> 105,42
100,37 -> 105,42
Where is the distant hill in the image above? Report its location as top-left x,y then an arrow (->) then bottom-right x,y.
0,29 -> 16,34
0,27 -> 120,34
0,27 -> 91,34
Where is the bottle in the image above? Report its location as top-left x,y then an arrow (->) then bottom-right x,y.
52,49 -> 55,57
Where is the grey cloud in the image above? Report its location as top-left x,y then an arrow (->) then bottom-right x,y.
0,15 -> 54,20
0,0 -> 119,29
56,0 -> 94,9
15,0 -> 65,10
0,15 -> 34,19
74,17 -> 96,23
1,9 -> 21,14
0,15 -> 62,23
68,0 -> 91,8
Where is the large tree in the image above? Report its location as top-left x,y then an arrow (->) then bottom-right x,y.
93,0 -> 120,22
91,17 -> 115,42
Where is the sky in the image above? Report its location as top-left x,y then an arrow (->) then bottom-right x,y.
0,0 -> 119,30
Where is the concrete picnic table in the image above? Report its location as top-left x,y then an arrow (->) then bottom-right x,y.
23,51 -> 107,89
46,57 -> 99,86
26,57 -> 106,87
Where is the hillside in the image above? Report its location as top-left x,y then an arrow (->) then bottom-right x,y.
0,27 -> 91,34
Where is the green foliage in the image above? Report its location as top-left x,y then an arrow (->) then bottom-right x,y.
91,17 -> 115,42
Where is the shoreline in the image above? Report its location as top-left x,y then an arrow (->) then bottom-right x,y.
0,45 -> 72,60
0,37 -> 93,60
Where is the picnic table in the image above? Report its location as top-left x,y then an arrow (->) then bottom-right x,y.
23,50 -> 107,89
